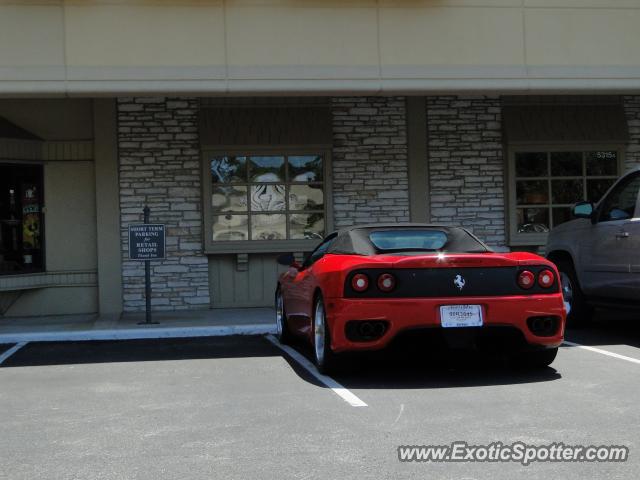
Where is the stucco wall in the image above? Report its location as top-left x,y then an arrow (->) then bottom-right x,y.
331,97 -> 410,228
427,96 -> 506,247
2,1 -> 640,95
118,97 -> 210,312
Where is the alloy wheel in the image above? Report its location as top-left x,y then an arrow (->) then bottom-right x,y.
314,299 -> 326,366
560,271 -> 573,315
275,291 -> 284,338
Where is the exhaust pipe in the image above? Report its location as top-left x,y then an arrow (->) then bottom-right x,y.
373,322 -> 386,337
346,320 -> 389,342
527,316 -> 558,337
359,322 -> 374,338
532,318 -> 542,332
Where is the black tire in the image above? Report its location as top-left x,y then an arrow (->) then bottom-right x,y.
554,258 -> 592,328
312,294 -> 338,375
516,347 -> 558,368
275,287 -> 292,345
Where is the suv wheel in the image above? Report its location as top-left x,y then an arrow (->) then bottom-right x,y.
555,258 -> 592,328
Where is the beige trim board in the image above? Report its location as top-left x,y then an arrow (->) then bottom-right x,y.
67,65 -> 226,81
43,78 -> 640,96
0,66 -> 66,81
226,65 -> 382,80
2,65 -> 640,96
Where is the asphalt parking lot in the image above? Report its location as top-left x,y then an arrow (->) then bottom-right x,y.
1,314 -> 639,480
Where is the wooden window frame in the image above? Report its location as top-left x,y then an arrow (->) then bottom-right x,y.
202,146 -> 333,255
507,144 -> 625,247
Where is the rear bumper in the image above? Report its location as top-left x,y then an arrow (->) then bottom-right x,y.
325,295 -> 566,353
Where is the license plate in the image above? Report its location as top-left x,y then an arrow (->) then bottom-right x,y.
440,305 -> 483,328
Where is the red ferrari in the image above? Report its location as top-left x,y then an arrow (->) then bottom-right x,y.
275,224 -> 566,373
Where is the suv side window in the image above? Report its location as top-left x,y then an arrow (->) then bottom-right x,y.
302,233 -> 337,269
598,173 -> 640,222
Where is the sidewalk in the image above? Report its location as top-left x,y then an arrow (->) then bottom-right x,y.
0,308 -> 276,343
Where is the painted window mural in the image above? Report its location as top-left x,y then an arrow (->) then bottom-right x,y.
210,155 -> 325,241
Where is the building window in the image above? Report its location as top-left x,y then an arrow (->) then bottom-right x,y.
203,152 -> 329,253
509,149 -> 621,245
0,163 -> 45,275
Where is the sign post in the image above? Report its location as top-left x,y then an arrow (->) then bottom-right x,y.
128,206 -> 165,325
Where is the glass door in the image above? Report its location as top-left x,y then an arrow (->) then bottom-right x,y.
0,163 -> 44,274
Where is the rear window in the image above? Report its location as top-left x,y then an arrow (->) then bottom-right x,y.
369,230 -> 448,251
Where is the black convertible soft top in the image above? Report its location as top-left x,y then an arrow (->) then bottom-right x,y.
326,223 -> 491,256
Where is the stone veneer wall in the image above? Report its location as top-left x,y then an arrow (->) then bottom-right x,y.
331,97 -> 410,228
118,97 -> 210,312
624,96 -> 640,171
427,96 -> 506,246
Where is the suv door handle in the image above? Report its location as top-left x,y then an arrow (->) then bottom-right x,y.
615,231 -> 630,239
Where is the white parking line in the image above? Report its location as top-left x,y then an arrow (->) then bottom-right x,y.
266,335 -> 368,408
563,341 -> 640,365
0,342 -> 28,366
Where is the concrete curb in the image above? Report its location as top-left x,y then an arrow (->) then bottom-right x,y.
0,323 -> 277,344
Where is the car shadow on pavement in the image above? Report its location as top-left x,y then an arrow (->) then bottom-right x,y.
2,335 -> 560,391
335,359 -> 561,390
0,336 -> 281,368
284,336 -> 562,390
332,354 -> 561,390
564,310 -> 640,349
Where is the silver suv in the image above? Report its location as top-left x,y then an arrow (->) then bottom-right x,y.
546,167 -> 640,326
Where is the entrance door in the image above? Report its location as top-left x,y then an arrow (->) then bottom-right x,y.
0,163 -> 44,275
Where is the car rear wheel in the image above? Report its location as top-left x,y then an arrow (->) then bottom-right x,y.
517,347 -> 558,368
555,258 -> 592,328
275,288 -> 292,344
313,294 -> 337,374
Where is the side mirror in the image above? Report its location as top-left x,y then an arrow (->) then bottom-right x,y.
276,253 -> 301,270
572,201 -> 594,219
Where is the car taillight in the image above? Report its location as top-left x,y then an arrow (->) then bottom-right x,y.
377,273 -> 396,293
351,273 -> 369,292
517,270 -> 535,289
538,269 -> 555,288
